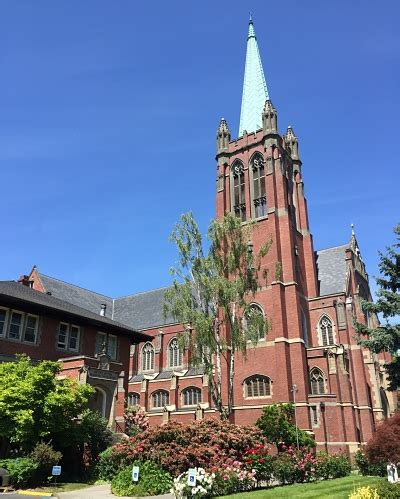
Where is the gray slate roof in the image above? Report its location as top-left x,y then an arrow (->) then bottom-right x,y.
315,244 -> 348,296
113,288 -> 175,330
0,281 -> 150,342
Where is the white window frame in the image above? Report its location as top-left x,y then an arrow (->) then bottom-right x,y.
58,322 -> 70,350
8,309 -> 25,341
0,307 -> 9,337
23,314 -> 39,344
58,322 -> 80,352
68,325 -> 80,352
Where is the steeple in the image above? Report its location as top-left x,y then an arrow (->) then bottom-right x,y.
238,16 -> 270,137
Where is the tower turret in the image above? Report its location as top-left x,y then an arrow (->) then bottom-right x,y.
284,125 -> 300,161
216,118 -> 231,156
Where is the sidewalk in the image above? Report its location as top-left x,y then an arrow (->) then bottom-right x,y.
55,484 -> 174,499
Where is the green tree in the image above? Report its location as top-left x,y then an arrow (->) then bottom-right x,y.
256,403 -> 315,450
356,224 -> 400,390
0,355 -> 94,454
165,212 -> 271,419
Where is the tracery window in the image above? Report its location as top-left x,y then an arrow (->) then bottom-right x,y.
168,338 -> 183,369
244,304 -> 265,341
244,375 -> 271,398
251,154 -> 266,218
182,386 -> 202,406
309,367 -> 325,395
319,316 -> 334,346
232,161 -> 246,222
151,390 -> 169,408
127,392 -> 140,407
141,342 -> 155,372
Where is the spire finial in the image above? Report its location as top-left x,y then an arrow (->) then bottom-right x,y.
239,17 -> 270,136
351,223 -> 355,237
249,12 -> 253,23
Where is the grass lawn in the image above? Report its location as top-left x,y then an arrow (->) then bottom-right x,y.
222,475 -> 386,498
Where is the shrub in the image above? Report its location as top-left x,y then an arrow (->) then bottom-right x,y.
111,460 -> 172,497
0,457 -> 38,488
349,486 -> 380,499
274,445 -> 318,483
30,442 -> 62,484
355,450 -> 387,477
375,481 -> 400,498
171,467 -> 214,498
211,459 -> 256,496
243,444 -> 273,485
111,419 -> 265,477
271,453 -> 295,484
315,452 -> 351,479
365,413 -> 400,465
124,407 -> 149,437
96,447 -> 121,481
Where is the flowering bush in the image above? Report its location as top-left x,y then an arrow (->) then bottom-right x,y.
111,419 -> 265,477
124,406 -> 149,437
211,458 -> 256,496
315,452 -> 351,479
272,445 -> 318,483
171,467 -> 214,498
243,444 -> 273,485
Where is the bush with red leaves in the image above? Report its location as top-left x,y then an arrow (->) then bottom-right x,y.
365,412 -> 400,464
110,418 -> 266,477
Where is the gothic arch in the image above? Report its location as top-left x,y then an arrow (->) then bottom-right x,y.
151,389 -> 169,409
141,342 -> 155,372
181,386 -> 202,406
309,367 -> 326,395
243,374 -> 272,398
249,152 -> 267,218
90,386 -> 107,417
244,303 -> 266,342
230,159 -> 246,221
317,314 -> 336,346
168,337 -> 182,369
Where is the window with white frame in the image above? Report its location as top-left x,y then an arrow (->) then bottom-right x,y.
58,322 -> 80,352
182,386 -> 202,406
0,308 -> 8,336
95,332 -> 117,360
318,316 -> 334,346
151,390 -> 169,409
309,367 -> 325,395
23,315 -> 39,343
244,375 -> 271,398
141,342 -> 155,372
9,311 -> 24,340
168,338 -> 182,369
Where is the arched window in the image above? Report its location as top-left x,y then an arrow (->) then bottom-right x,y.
168,338 -> 182,369
141,342 -> 154,372
151,390 -> 169,408
127,392 -> 140,407
318,316 -> 334,346
251,154 -> 266,218
232,161 -> 246,222
309,368 -> 325,395
244,375 -> 271,398
244,304 -> 266,342
182,386 -> 202,406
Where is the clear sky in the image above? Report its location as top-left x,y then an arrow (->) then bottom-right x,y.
1,0 -> 399,298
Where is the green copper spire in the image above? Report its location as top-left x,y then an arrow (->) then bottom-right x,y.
238,17 -> 269,136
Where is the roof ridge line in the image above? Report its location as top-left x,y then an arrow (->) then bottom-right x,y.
316,243 -> 348,253
116,285 -> 171,300
38,272 -> 113,299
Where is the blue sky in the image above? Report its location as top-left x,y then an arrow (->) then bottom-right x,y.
1,1 -> 399,298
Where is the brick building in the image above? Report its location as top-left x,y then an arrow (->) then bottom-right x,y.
1,18 -> 396,454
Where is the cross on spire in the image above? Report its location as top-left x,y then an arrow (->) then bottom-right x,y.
238,16 -> 270,136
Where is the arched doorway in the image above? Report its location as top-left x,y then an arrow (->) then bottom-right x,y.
89,387 -> 107,417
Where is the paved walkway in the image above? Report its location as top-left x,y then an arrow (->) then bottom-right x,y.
56,484 -> 174,499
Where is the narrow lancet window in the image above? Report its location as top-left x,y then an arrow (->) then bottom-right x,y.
252,155 -> 266,218
232,161 -> 246,221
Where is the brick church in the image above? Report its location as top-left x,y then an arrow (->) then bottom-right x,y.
0,18 -> 396,455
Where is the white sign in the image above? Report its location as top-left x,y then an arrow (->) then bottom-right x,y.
187,468 -> 197,487
132,466 -> 140,482
52,466 -> 61,476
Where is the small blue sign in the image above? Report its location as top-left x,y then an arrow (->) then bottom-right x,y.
132,466 -> 139,482
187,469 -> 197,487
52,465 -> 62,476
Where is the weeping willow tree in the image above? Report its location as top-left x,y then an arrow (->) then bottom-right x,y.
164,212 -> 272,419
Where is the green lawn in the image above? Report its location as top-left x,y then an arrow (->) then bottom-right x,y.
222,475 -> 386,498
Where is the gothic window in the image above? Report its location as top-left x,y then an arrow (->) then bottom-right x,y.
318,316 -> 334,346
244,304 -> 265,341
151,390 -> 169,408
309,367 -> 326,395
251,154 -> 266,218
142,342 -> 155,372
127,392 -> 140,407
182,386 -> 202,406
232,161 -> 246,222
168,338 -> 183,369
244,375 -> 271,398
